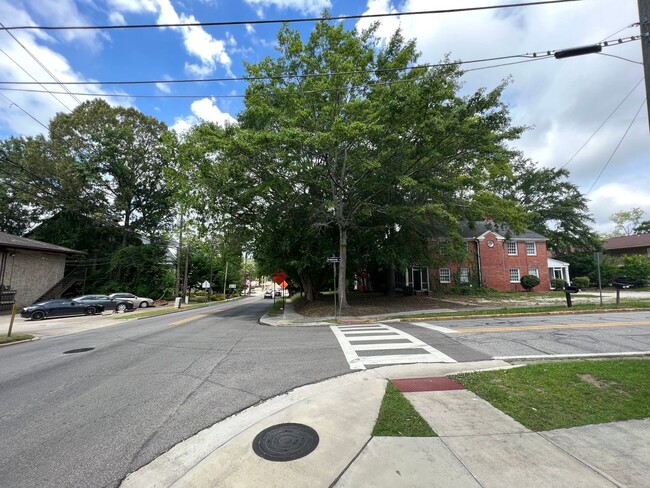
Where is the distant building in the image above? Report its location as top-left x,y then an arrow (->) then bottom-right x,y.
0,231 -> 85,309
396,221 -> 566,293
602,233 -> 650,261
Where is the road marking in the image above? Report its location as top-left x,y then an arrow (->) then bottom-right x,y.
409,322 -> 459,334
170,314 -> 208,326
455,320 -> 650,334
330,323 -> 456,370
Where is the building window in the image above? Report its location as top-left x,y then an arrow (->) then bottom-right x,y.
526,242 -> 537,256
509,268 -> 520,283
460,268 -> 470,283
464,241 -> 470,253
507,241 -> 518,255
528,268 -> 539,278
439,268 -> 451,283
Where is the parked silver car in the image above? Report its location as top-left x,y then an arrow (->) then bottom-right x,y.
109,293 -> 154,308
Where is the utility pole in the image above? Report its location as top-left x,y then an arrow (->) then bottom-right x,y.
638,0 -> 650,130
182,243 -> 190,304
175,211 -> 184,298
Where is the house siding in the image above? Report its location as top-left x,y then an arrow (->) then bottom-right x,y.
3,250 -> 67,307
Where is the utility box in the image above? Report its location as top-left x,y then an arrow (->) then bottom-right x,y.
174,297 -> 181,308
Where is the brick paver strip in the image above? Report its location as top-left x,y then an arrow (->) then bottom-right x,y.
392,377 -> 465,392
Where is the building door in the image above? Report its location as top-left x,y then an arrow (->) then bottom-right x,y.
412,268 -> 422,291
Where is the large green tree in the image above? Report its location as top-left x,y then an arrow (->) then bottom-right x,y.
49,99 -> 175,246
608,208 -> 646,237
224,20 -> 524,305
490,158 -> 600,254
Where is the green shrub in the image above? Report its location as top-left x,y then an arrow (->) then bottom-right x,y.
520,274 -> 541,292
551,278 -> 566,290
402,285 -> 415,296
572,276 -> 590,289
622,254 -> 650,287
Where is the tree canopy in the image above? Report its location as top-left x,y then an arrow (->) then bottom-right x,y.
186,20 -> 527,303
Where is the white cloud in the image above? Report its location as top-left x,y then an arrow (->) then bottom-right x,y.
245,23 -> 256,34
108,11 -> 126,25
357,0 -> 649,230
244,0 -> 332,16
154,0 -> 233,77
588,183 -> 650,234
0,3 -> 125,136
171,97 -> 236,134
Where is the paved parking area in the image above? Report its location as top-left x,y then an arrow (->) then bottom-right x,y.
0,307 -> 165,339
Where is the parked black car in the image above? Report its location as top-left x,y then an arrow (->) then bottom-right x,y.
74,295 -> 134,313
21,299 -> 106,320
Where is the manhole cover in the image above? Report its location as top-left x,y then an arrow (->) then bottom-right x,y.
63,347 -> 95,354
252,423 -> 319,462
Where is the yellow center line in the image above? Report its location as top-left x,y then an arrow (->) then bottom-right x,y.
456,321 -> 650,334
170,314 -> 208,326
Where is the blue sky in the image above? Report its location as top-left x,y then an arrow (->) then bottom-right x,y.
1,0 -> 648,233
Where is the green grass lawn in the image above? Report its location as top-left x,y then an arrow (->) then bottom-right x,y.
372,382 -> 436,437
453,359 -> 650,431
403,300 -> 650,321
0,333 -> 34,344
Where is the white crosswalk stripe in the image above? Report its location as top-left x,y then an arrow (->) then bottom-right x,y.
330,323 -> 456,370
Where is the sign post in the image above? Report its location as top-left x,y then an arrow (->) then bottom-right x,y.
327,257 -> 341,321
202,281 -> 211,302
593,252 -> 603,306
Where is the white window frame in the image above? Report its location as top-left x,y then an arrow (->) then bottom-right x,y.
507,241 -> 518,255
439,268 -> 451,284
526,242 -> 537,256
509,268 -> 520,283
460,268 -> 470,283
528,268 -> 539,278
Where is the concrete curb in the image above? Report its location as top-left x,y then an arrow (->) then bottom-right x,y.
0,336 -> 39,348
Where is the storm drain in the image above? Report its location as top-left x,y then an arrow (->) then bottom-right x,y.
252,423 -> 319,462
63,347 -> 95,354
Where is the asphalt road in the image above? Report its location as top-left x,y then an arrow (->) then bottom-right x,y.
0,298 -> 350,488
397,311 -> 650,359
2,302 -> 649,488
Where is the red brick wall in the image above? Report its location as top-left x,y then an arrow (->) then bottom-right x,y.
430,233 -> 552,292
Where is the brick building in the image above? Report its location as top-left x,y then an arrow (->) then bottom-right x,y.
602,233 -> 650,261
396,221 -> 556,293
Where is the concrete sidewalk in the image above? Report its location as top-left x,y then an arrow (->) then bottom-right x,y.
121,359 -> 649,487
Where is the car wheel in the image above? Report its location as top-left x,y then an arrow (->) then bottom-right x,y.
139,301 -> 148,308
116,303 -> 127,313
84,307 -> 96,316
31,311 -> 45,320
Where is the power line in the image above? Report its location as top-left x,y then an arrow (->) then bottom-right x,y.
0,92 -> 48,129
0,1 -> 582,32
0,46 -> 73,111
0,56 -> 557,100
0,37 -> 636,88
0,21 -> 82,105
597,52 -> 643,65
585,97 -> 646,195
561,77 -> 644,169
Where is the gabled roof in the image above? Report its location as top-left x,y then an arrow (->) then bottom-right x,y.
0,231 -> 85,255
603,233 -> 650,250
459,221 -> 547,241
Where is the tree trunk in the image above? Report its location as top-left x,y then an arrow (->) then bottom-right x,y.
299,270 -> 316,302
387,264 -> 396,296
338,226 -> 349,309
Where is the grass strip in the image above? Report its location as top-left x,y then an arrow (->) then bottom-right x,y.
372,381 -> 436,437
453,359 -> 650,431
0,333 -> 34,344
402,301 -> 650,321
